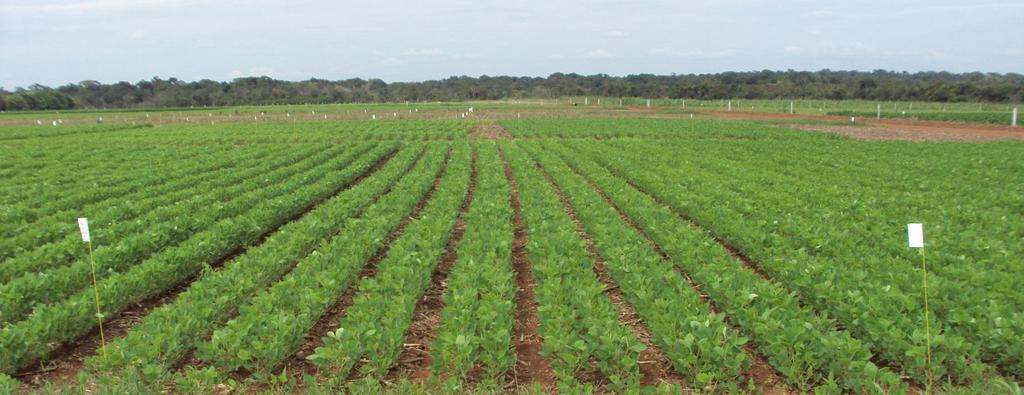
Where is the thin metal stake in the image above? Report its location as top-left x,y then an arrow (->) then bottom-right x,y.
87,241 -> 107,357
921,247 -> 932,390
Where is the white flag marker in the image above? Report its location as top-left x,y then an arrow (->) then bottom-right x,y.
78,218 -> 91,242
908,223 -> 924,248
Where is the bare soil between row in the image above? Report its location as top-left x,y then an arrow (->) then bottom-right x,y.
702,109 -> 1024,141
385,149 -> 478,383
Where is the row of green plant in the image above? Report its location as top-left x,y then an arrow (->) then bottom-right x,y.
720,138 -> 1024,300
0,123 -> 152,141
583,139 -> 1003,385
0,142 -> 268,246
499,143 -> 645,393
0,143 -> 373,324
0,373 -> 17,393
523,142 -> 751,392
611,136 -> 1024,379
0,143 -> 396,374
307,142 -> 472,380
428,143 -> 517,386
84,143 -> 437,380
503,118 -> 831,141
192,143 -> 445,375
630,131 -> 1024,277
555,142 -> 905,393
0,144 -> 320,283
0,138 -> 210,204
707,136 -> 1022,284
0,119 -> 474,142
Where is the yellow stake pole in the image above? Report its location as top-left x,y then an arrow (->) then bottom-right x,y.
86,241 -> 107,357
921,247 -> 932,391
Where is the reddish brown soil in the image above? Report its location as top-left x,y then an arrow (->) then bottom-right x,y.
13,147 -> 401,390
385,150 -> 478,384
790,124 -> 1023,142
498,148 -> 558,393
280,146 -> 453,383
534,162 -> 685,390
624,105 -> 658,114
469,123 -> 513,139
13,281 -> 190,389
704,110 -> 1024,141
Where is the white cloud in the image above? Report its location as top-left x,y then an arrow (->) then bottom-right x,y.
783,46 -> 805,54
650,47 -> 734,58
583,48 -> 612,59
605,30 -> 629,37
802,9 -> 835,18
781,41 -> 875,57
0,0 -> 203,15
227,67 -> 274,79
890,3 -> 1024,16
446,52 -> 479,61
227,67 -> 309,80
401,48 -> 443,57
925,50 -> 969,63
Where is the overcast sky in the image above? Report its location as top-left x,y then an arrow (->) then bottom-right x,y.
1,0 -> 1022,89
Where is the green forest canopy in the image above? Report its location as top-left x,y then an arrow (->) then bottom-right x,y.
2,70 -> 1021,111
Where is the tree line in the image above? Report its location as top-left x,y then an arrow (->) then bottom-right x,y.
1,70 -> 1021,111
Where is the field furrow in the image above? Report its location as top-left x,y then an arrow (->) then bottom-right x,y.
501,142 -> 645,393
0,143 -> 375,324
551,142 -> 911,393
0,144 -> 320,283
574,141 -> 1005,386
307,142 -> 472,382
78,143 -> 429,379
386,148 -> 477,383
0,144 -> 398,374
498,147 -> 558,391
190,143 -> 449,377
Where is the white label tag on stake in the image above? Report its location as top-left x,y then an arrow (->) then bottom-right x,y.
907,223 -> 924,248
78,218 -> 91,242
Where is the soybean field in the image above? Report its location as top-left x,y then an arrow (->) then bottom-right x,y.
0,109 -> 1022,394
